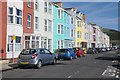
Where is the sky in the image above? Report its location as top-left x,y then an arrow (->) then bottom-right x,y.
62,2 -> 118,30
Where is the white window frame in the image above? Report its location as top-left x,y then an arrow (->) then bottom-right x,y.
35,16 -> 39,30
44,2 -> 52,14
57,40 -> 60,49
15,8 -> 22,25
28,0 -> 31,7
8,7 -> 14,24
27,14 -> 31,28
57,24 -> 63,34
44,19 -> 52,32
58,9 -> 63,19
35,0 -> 38,10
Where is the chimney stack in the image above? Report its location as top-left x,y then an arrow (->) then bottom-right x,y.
55,2 -> 62,7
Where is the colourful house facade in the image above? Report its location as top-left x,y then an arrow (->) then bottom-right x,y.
53,3 -> 70,50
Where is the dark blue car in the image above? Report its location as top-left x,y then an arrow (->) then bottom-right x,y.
57,48 -> 77,60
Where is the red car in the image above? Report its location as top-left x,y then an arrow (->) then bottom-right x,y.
73,47 -> 85,57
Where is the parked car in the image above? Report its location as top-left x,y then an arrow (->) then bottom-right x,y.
18,48 -> 57,69
73,47 -> 85,57
82,48 -> 87,54
106,47 -> 111,51
101,48 -> 107,52
87,48 -> 93,54
95,48 -> 102,53
93,48 -> 98,54
57,48 -> 77,60
87,48 -> 98,54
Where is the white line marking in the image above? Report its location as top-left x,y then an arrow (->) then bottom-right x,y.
117,72 -> 119,74
68,75 -> 72,78
116,75 -> 119,78
102,70 -> 107,76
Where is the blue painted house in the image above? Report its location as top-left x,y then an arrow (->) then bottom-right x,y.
53,3 -> 76,50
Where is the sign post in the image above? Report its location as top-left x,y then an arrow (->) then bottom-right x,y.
12,35 -> 16,63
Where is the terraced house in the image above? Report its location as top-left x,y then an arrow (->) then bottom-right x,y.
65,7 -> 76,48
33,0 -> 53,51
75,12 -> 82,47
0,1 -> 110,59
53,2 -> 72,50
86,23 -> 92,48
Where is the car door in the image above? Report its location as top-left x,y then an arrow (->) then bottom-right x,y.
44,49 -> 54,63
39,49 -> 47,64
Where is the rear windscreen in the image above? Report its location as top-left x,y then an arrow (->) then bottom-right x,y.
20,49 -> 36,55
59,49 -> 67,52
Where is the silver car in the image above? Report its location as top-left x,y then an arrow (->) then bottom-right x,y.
18,48 -> 57,68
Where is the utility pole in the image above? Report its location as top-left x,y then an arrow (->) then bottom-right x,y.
12,35 -> 16,63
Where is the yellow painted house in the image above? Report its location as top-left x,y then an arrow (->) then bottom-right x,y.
76,12 -> 88,48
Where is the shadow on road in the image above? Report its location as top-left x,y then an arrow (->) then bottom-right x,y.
95,57 -> 120,61
16,62 -> 68,69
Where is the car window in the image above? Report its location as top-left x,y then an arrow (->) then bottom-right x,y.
59,49 -> 67,52
20,49 -> 36,55
40,49 -> 45,54
44,49 -> 50,54
31,49 -> 36,54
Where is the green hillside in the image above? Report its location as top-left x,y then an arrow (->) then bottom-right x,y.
100,28 -> 120,40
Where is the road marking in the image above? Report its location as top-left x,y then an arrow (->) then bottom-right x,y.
102,66 -> 117,77
115,75 -> 119,78
68,75 -> 72,78
102,70 -> 107,76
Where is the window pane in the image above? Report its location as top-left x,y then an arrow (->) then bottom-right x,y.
8,36 -> 12,43
32,41 -> 35,48
61,25 -> 63,34
45,2 -> 47,6
25,41 -> 30,49
16,36 -> 21,43
36,36 -> 39,40
7,44 -> 13,52
28,0 -> 31,7
32,36 -> 35,40
36,41 -> 39,48
15,44 -> 22,51
25,36 -> 30,40
44,20 -> 47,31
58,10 -> 60,19
16,9 -> 22,16
8,16 -> 13,23
28,15 -> 31,21
8,7 -> 13,14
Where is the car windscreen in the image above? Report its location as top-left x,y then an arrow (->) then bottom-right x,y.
59,49 -> 67,52
73,48 -> 79,50
20,49 -> 37,55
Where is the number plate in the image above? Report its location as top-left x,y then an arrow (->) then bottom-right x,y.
20,62 -> 29,64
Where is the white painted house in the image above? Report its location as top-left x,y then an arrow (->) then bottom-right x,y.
6,0 -> 23,58
34,0 -> 53,51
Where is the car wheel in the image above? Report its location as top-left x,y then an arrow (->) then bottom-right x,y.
70,56 -> 72,60
75,55 -> 77,59
36,60 -> 42,69
52,58 -> 57,65
18,65 -> 23,69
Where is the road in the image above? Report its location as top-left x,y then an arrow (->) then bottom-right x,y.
2,50 -> 119,78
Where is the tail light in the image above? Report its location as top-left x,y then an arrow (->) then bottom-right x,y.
32,54 -> 37,58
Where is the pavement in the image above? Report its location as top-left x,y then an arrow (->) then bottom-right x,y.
0,60 -> 18,72
1,50 -> 120,79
